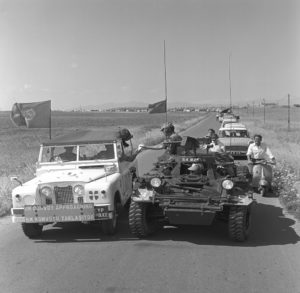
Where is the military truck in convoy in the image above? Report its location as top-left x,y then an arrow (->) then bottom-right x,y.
129,136 -> 254,242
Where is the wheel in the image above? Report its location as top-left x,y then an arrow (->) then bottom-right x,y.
228,206 -> 251,242
129,201 -> 159,238
21,223 -> 43,238
101,199 -> 119,235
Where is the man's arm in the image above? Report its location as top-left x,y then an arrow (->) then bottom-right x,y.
246,144 -> 253,163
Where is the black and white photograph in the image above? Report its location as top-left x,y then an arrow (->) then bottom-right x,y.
0,1 -> 300,292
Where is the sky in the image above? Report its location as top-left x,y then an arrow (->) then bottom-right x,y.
0,0 -> 300,110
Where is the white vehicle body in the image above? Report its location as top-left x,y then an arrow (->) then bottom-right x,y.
11,130 -> 137,237
220,117 -> 239,128
218,123 -> 252,158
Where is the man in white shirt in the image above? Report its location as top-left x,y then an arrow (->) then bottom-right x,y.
246,134 -> 276,163
208,134 -> 225,153
246,134 -> 276,192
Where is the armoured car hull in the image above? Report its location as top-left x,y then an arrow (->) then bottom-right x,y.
129,142 -> 254,242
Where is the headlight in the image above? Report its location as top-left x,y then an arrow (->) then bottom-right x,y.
222,179 -> 234,190
150,178 -> 162,188
74,185 -> 84,195
23,195 -> 36,205
40,186 -> 52,197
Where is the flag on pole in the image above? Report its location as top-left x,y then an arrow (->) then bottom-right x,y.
10,100 -> 51,128
148,99 -> 167,114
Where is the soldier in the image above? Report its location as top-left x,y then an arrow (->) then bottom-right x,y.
59,147 -> 77,162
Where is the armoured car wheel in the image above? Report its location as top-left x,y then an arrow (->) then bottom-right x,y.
21,223 -> 43,238
129,201 -> 158,238
228,206 -> 251,242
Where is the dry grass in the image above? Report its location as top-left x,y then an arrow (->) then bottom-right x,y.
237,106 -> 300,219
0,110 -> 208,216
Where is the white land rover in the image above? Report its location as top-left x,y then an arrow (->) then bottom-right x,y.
11,130 -> 138,238
218,123 -> 253,158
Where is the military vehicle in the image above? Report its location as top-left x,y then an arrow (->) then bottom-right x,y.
129,136 -> 254,242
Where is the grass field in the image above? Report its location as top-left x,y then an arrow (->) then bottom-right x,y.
237,106 -> 300,173
0,110 -> 208,216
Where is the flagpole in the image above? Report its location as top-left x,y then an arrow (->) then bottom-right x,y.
49,100 -> 52,139
229,53 -> 232,112
164,40 -> 168,123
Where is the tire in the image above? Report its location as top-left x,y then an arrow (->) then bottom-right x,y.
129,201 -> 158,238
101,199 -> 118,235
21,223 -> 43,239
228,206 -> 251,242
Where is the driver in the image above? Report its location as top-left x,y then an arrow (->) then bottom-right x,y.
59,146 -> 77,162
246,134 -> 276,164
188,163 -> 204,175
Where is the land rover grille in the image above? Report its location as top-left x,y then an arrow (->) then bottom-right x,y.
54,186 -> 74,204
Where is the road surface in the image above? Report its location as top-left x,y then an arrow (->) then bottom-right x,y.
1,114 -> 300,293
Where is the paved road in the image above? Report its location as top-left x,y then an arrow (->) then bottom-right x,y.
1,114 -> 300,293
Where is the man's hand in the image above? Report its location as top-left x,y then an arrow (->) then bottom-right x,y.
137,144 -> 145,151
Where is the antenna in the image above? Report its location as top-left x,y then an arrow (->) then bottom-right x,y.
229,54 -> 232,111
164,40 -> 168,123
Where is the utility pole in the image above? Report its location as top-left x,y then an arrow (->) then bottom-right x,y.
288,94 -> 290,132
252,101 -> 255,118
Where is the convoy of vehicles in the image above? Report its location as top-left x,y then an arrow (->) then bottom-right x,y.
11,130 -> 138,238
10,111 -> 264,242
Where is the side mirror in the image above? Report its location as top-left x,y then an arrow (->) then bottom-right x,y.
10,176 -> 22,186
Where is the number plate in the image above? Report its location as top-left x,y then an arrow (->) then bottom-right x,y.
23,204 -> 95,222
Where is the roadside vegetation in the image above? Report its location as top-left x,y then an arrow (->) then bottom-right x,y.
0,110 -> 208,216
237,106 -> 300,220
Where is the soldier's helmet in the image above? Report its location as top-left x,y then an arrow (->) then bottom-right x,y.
188,163 -> 204,172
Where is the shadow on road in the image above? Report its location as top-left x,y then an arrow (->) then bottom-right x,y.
35,202 -> 300,247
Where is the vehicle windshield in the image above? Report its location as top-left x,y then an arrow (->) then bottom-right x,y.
40,143 -> 116,163
219,130 -> 249,138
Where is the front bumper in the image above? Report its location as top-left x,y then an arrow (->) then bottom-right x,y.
11,203 -> 113,223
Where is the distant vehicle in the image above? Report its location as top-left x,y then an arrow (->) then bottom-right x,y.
11,130 -> 138,238
218,123 -> 252,158
218,113 -> 239,123
220,116 -> 240,128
